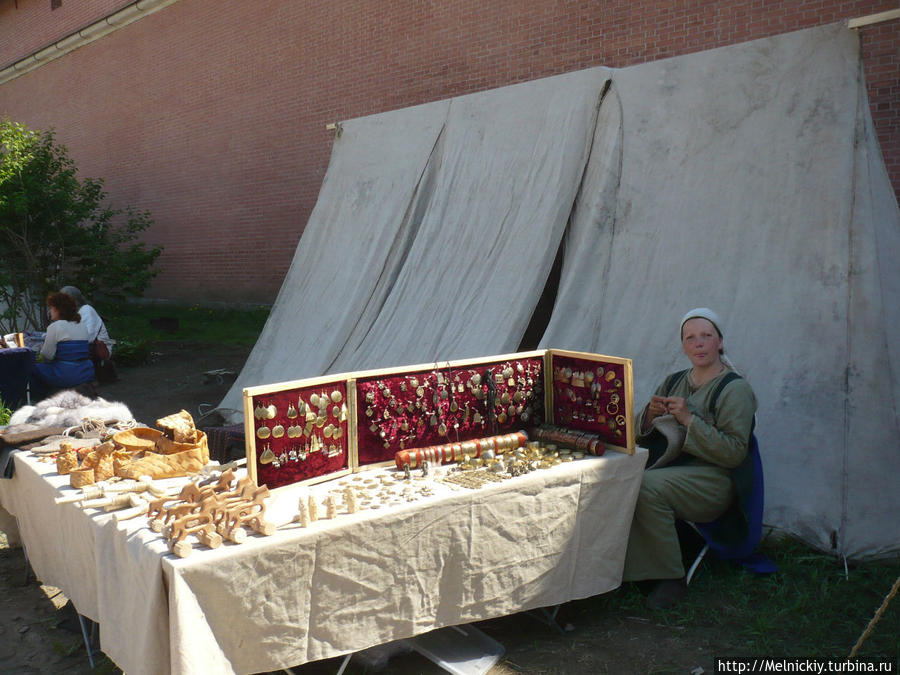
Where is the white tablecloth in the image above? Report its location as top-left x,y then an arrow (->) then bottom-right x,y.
0,448 -> 647,674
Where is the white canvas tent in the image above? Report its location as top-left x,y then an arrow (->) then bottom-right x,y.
221,24 -> 900,560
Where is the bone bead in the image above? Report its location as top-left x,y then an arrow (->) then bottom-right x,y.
345,487 -> 358,514
292,500 -> 310,527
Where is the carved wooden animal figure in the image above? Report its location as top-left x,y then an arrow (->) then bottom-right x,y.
148,495 -> 180,531
206,476 -> 257,541
214,468 -> 236,490
167,494 -> 223,558
215,475 -> 255,508
177,482 -> 216,504
150,480 -> 218,532
219,485 -> 274,539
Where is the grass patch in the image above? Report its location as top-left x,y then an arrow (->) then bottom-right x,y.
661,536 -> 897,658
562,535 -> 899,663
694,537 -> 898,658
97,301 -> 270,365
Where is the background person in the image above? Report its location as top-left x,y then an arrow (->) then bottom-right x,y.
29,292 -> 95,400
60,285 -> 114,358
623,307 -> 757,609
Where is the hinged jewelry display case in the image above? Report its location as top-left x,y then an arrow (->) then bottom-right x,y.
244,349 -> 633,491
244,374 -> 353,490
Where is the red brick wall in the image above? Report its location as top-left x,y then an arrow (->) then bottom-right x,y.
0,0 -> 131,67
860,20 -> 899,195
0,1 -> 897,302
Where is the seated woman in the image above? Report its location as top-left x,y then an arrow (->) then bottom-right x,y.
623,307 -> 757,609
29,292 -> 96,400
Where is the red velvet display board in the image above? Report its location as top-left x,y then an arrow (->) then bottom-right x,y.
247,381 -> 349,490
355,355 -> 545,466
243,349 -> 631,490
550,353 -> 630,448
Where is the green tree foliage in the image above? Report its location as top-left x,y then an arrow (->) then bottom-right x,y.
0,118 -> 161,332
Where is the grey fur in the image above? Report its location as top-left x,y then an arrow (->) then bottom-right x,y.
8,390 -> 133,430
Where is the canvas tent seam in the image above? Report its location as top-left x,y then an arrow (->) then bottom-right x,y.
837,49 -> 864,560
589,78 -> 626,334
528,78 -> 613,349
322,120 -> 449,374
540,76 -> 625,350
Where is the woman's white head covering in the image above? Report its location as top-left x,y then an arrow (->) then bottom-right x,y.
680,307 -> 722,339
680,307 -> 738,371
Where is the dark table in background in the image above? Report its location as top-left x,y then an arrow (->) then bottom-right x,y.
0,348 -> 34,409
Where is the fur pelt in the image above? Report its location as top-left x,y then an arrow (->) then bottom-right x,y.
8,390 -> 133,430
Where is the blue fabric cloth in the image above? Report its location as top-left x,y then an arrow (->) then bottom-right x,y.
0,348 -> 34,408
694,434 -> 777,574
32,340 -> 95,390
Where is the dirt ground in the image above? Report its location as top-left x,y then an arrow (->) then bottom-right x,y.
0,342 -> 755,674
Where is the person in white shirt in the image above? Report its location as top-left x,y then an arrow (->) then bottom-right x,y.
60,285 -> 115,357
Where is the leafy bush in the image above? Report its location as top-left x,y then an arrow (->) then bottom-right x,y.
0,118 -> 161,333
0,397 -> 11,425
111,337 -> 153,367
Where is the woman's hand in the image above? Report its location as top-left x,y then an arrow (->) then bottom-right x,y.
641,395 -> 668,432
662,396 -> 693,426
644,394 -> 693,431
647,395 -> 668,421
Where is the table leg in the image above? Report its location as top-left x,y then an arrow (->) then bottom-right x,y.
17,517 -> 34,585
335,653 -> 352,675
525,604 -> 568,635
76,613 -> 96,669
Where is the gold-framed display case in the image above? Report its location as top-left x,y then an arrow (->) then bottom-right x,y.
243,349 -> 633,491
545,348 -> 634,455
244,374 -> 354,490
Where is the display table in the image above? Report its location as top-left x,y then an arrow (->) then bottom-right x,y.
0,447 -> 647,675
